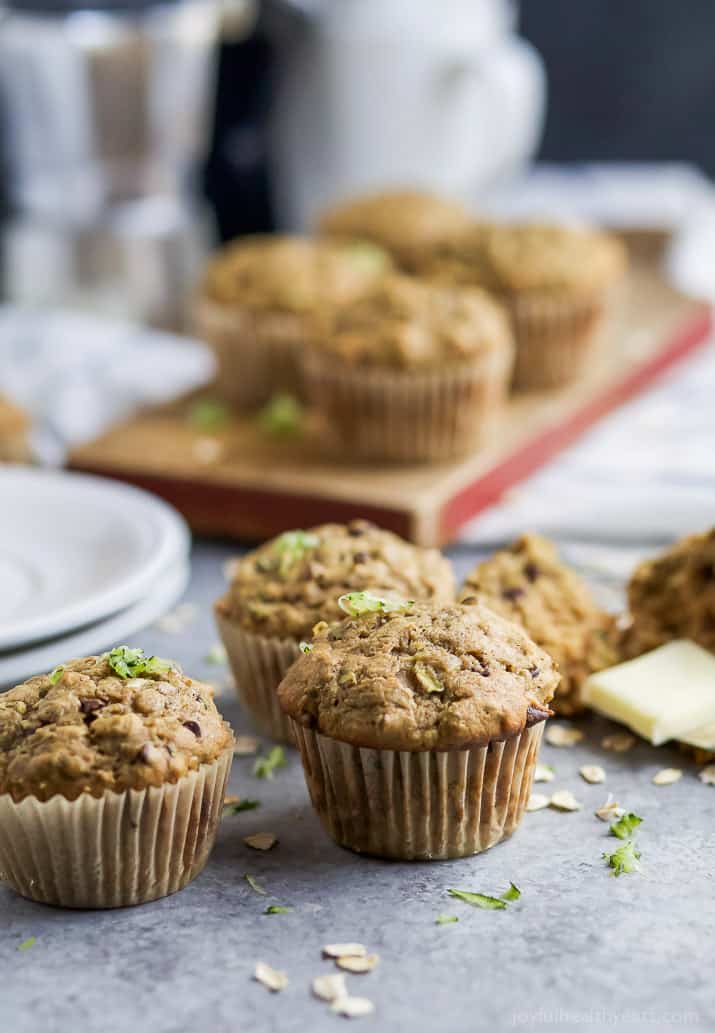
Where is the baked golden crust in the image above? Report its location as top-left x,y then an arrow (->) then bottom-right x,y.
201,235 -> 391,314
624,527 -> 715,657
277,601 -> 558,751
417,222 -> 626,295
310,274 -> 512,370
317,189 -> 471,269
459,534 -> 619,715
216,521 -> 455,641
0,394 -> 30,463
0,654 -> 233,802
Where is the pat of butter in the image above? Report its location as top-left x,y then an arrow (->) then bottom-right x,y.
679,719 -> 715,750
582,640 -> 715,746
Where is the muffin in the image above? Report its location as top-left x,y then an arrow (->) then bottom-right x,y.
193,235 -> 391,408
623,527 -> 715,658
317,189 -> 471,271
214,520 -> 455,742
0,394 -> 30,463
0,648 -> 233,908
278,598 -> 558,860
303,273 -> 514,463
459,534 -> 619,716
417,221 -> 626,389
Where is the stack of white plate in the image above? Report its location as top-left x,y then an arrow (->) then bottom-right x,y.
0,468 -> 191,689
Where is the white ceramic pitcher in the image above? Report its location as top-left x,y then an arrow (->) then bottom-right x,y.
269,0 -> 546,228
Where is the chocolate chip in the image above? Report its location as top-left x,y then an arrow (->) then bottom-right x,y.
523,563 -> 540,582
353,552 -> 368,565
347,519 -> 374,536
699,563 -> 715,581
502,587 -> 525,601
526,705 -> 551,726
461,595 -> 478,606
183,720 -> 202,738
529,666 -> 540,678
479,663 -> 490,677
79,698 -> 103,714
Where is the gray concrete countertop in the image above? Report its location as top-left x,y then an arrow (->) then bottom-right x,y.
2,541 -> 714,1033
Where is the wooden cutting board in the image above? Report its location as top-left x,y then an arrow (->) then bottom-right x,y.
69,251 -> 711,546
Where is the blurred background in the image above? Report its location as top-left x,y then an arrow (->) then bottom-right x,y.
2,0 -> 715,327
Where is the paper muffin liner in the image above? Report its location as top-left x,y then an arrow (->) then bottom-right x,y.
290,721 -> 545,860
303,347 -> 512,463
506,289 -> 609,390
192,295 -> 308,409
216,610 -> 299,744
0,748 -> 232,909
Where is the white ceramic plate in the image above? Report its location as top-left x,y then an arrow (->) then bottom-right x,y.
0,557 -> 190,688
0,468 -> 190,651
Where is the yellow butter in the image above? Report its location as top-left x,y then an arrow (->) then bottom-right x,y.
582,640 -> 715,746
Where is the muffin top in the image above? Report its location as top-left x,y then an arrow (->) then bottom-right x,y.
216,520 -> 455,641
311,274 -> 512,370
317,189 -> 471,269
0,649 -> 233,803
278,598 -> 558,750
624,526 -> 715,657
201,235 -> 391,314
418,222 -> 626,294
0,393 -> 28,434
459,534 -> 618,715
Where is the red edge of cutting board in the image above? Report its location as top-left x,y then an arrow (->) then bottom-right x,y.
438,305 -> 713,540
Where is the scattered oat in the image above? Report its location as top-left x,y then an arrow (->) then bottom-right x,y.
154,603 -> 197,635
595,794 -> 625,822
550,790 -> 582,812
244,873 -> 267,895
192,436 -> 223,465
526,793 -> 550,812
534,763 -> 555,783
254,962 -> 288,992
545,725 -> 584,747
244,832 -> 278,851
579,765 -> 606,785
234,735 -> 259,756
653,767 -> 682,786
698,764 -> 715,785
322,944 -> 367,960
336,954 -> 379,974
331,996 -> 375,1019
601,732 -> 636,753
312,973 -> 348,1003
224,794 -> 240,806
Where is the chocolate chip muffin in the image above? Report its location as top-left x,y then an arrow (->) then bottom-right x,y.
215,521 -> 455,742
303,273 -> 514,462
193,234 -> 392,408
317,189 -> 472,271
0,394 -> 30,463
0,648 -> 233,908
278,597 -> 558,859
459,534 -> 619,716
623,527 -> 715,658
417,221 -> 626,389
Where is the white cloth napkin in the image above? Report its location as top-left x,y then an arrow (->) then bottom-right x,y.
0,306 -> 215,464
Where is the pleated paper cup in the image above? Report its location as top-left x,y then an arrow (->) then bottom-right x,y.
0,748 -> 232,909
303,347 -> 512,463
216,610 -> 299,744
192,295 -> 308,409
290,721 -> 545,860
506,289 -> 608,390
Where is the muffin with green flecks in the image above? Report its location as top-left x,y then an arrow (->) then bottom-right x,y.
303,273 -> 514,463
0,648 -> 233,909
278,597 -> 558,859
214,520 -> 455,742
193,234 -> 392,409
